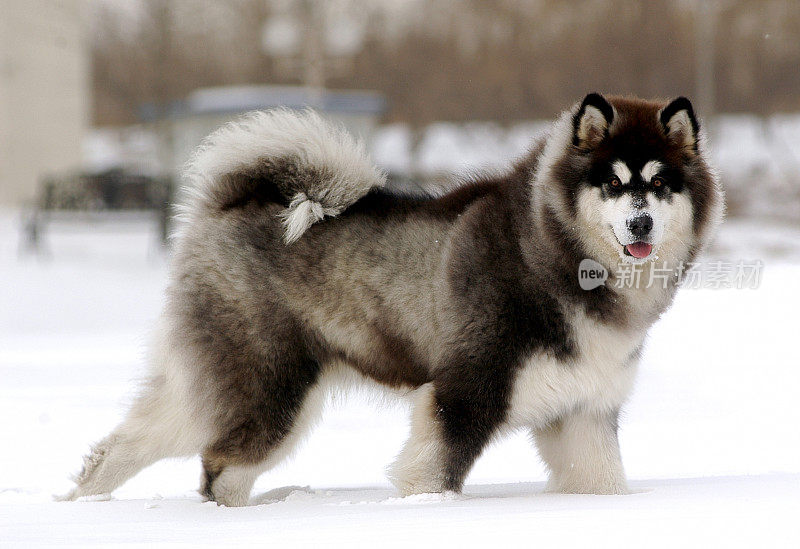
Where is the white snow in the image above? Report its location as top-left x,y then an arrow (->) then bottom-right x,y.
1,211 -> 799,547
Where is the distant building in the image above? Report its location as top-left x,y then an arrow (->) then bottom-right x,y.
140,85 -> 386,176
0,0 -> 88,206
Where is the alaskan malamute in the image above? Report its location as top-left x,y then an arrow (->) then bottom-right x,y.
63,93 -> 722,505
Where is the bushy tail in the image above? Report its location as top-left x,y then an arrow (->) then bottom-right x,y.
182,109 -> 386,244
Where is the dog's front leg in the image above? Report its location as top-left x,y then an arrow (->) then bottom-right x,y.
388,374 -> 507,496
533,408 -> 628,495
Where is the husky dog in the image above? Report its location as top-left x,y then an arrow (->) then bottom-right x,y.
62,93 -> 722,506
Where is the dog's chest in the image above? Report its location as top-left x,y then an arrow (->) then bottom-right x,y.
506,313 -> 643,428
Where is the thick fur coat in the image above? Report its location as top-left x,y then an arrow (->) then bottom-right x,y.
62,94 -> 723,506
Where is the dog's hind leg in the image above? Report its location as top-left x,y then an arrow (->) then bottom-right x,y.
59,334 -> 210,501
199,341 -> 326,507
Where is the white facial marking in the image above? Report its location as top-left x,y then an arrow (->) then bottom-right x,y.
612,160 -> 632,185
576,186 -> 674,265
606,194 -> 665,250
641,160 -> 663,182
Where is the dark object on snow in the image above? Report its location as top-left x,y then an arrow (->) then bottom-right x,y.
20,168 -> 173,253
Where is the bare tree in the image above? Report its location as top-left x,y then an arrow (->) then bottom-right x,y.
89,0 -> 800,127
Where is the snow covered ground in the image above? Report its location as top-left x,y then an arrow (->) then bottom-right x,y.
1,211 -> 799,547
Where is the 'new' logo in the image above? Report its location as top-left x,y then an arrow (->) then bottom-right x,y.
578,258 -> 608,290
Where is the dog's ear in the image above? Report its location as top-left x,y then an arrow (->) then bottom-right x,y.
660,97 -> 699,153
572,93 -> 614,149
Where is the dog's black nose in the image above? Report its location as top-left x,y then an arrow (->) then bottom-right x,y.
627,213 -> 653,238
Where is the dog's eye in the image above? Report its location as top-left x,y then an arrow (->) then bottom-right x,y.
652,177 -> 664,188
609,178 -> 620,188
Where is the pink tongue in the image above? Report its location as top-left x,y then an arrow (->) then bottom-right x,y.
626,242 -> 653,259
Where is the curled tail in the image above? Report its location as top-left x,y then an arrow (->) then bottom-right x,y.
182,109 -> 386,244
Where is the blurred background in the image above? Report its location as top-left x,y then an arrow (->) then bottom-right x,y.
1,2 -> 800,534
2,0 -> 800,224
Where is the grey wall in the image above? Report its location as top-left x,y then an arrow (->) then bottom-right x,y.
0,0 -> 88,206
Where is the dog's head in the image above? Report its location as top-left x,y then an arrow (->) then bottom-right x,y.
534,93 -> 723,268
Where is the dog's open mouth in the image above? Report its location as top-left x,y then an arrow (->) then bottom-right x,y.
623,242 -> 653,259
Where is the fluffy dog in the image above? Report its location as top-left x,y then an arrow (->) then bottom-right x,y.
62,93 -> 722,506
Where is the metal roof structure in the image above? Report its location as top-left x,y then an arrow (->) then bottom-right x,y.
139,85 -> 386,121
